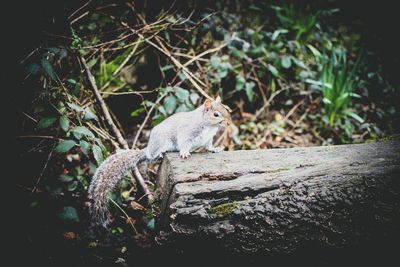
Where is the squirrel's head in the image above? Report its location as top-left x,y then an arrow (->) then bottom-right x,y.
203,96 -> 232,128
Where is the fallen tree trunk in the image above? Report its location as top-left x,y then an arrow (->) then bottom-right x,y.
155,141 -> 400,253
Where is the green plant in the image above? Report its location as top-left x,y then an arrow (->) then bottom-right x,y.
272,2 -> 319,42
317,49 -> 363,126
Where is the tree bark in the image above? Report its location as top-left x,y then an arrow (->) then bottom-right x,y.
155,141 -> 400,253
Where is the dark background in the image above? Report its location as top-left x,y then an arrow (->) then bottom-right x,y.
8,1 -> 400,266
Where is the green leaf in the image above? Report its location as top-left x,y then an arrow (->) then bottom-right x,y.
92,144 -> 104,164
59,175 -> 74,182
189,92 -> 200,104
235,75 -> 246,91
344,111 -> 364,123
67,102 -> 85,112
147,218 -> 155,230
159,86 -> 174,94
27,63 -> 40,75
161,64 -> 174,71
175,87 -> 189,102
157,106 -> 167,116
281,56 -> 292,69
84,108 -> 98,121
79,140 -> 90,157
130,107 -> 145,118
67,79 -> 77,84
164,95 -> 177,114
271,29 -> 288,41
210,56 -> 221,68
67,181 -> 79,191
307,44 -> 322,58
245,82 -> 255,102
55,140 -> 76,153
175,104 -> 189,113
218,69 -> 228,78
58,206 -> 79,222
37,117 -> 57,129
59,116 -> 69,132
71,126 -> 95,139
268,65 -> 279,77
41,58 -> 57,81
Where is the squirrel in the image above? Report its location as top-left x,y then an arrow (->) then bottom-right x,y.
88,96 -> 231,227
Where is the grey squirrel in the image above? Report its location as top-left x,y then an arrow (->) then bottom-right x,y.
88,96 -> 231,226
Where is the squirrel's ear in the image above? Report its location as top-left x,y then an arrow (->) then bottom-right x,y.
215,95 -> 221,103
204,99 -> 212,112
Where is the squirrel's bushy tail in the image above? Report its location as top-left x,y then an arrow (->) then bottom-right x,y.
88,149 -> 146,227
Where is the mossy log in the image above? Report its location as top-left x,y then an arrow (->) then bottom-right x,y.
155,141 -> 400,253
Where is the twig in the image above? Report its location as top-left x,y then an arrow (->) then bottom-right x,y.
283,100 -> 304,122
254,84 -> 290,119
108,197 -> 138,235
21,111 -> 38,123
131,92 -> 168,149
133,167 -> 154,204
250,67 -> 268,106
20,47 -> 40,64
31,136 -> 58,193
100,90 -> 153,96
79,55 -> 129,149
112,39 -> 141,76
18,135 -> 63,140
181,43 -> 227,67
68,0 -> 93,19
79,55 -> 153,203
131,30 -> 212,100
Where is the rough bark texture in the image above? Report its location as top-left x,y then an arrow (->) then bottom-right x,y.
155,141 -> 400,253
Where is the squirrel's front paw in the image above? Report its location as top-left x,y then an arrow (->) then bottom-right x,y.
179,151 -> 191,159
209,146 -> 224,153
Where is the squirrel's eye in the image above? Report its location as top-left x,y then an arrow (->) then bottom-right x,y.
213,112 -> 220,117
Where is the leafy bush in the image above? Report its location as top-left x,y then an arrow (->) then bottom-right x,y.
272,2 -> 319,42
309,49 -> 363,126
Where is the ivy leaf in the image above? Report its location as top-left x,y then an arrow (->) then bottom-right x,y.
235,75 -> 246,91
157,106 -> 167,116
147,218 -> 155,230
59,175 -> 74,182
58,206 -> 79,222
59,115 -> 69,132
210,56 -> 221,68
159,86 -> 174,94
271,29 -> 288,41
37,117 -> 57,129
67,79 -> 77,85
67,181 -> 79,191
281,55 -> 292,69
41,58 -> 57,81
27,63 -> 40,75
71,126 -> 95,139
245,82 -> 255,102
174,87 -> 189,102
218,69 -> 228,78
55,140 -> 76,153
79,140 -> 90,157
164,95 -> 177,114
268,65 -> 279,77
92,144 -> 104,164
67,103 -> 85,112
175,104 -> 189,113
189,92 -> 200,105
84,108 -> 98,121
